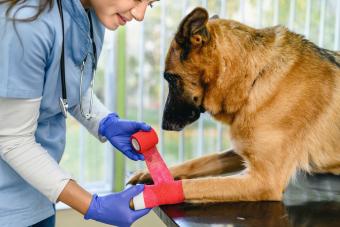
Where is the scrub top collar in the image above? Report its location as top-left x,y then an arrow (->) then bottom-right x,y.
61,0 -> 103,67
63,0 -> 90,35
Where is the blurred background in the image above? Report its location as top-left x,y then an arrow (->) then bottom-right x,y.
56,0 -> 340,226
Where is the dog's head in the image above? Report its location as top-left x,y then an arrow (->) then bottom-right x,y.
161,7 -> 210,131
162,7 -> 262,131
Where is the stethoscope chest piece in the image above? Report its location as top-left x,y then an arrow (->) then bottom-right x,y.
59,97 -> 68,118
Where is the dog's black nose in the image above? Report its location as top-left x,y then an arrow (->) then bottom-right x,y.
162,121 -> 182,131
199,105 -> 206,113
162,121 -> 170,130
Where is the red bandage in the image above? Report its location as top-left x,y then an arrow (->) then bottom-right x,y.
131,129 -> 184,209
143,181 -> 184,208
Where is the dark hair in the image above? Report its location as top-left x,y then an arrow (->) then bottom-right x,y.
0,0 -> 53,21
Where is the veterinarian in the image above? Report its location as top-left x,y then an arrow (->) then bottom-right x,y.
0,0 -> 158,226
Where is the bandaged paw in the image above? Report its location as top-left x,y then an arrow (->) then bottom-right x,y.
133,181 -> 184,210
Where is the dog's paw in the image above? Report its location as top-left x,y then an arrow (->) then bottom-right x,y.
127,171 -> 154,185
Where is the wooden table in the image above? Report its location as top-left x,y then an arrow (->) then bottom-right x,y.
153,173 -> 340,227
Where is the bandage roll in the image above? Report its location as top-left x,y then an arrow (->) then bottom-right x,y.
131,129 -> 173,184
131,128 -> 158,153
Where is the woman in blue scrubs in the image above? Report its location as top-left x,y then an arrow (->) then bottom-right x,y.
0,0 -> 158,226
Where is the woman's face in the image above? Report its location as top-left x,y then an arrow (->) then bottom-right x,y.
81,0 -> 158,30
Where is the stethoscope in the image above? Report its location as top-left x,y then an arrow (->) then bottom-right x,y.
57,0 -> 96,120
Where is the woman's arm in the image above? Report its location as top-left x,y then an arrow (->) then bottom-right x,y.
68,88 -> 110,142
0,98 -> 149,225
58,180 -> 92,214
0,98 -> 90,213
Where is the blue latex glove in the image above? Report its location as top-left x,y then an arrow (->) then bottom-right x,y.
99,113 -> 151,161
84,185 -> 151,227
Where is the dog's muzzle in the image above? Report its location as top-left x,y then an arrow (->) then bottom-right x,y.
162,102 -> 203,131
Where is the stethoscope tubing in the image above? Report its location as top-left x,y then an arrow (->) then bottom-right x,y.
57,0 -> 97,119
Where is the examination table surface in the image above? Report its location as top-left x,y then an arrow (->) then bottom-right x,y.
153,173 -> 340,227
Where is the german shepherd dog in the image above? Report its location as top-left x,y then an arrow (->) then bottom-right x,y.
129,7 -> 340,203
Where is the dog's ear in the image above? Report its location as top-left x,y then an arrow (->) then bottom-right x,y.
175,7 -> 210,60
176,7 -> 209,47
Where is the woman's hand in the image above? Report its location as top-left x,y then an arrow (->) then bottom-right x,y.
99,113 -> 151,160
84,185 -> 150,227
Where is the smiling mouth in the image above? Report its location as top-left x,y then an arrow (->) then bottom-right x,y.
117,14 -> 127,25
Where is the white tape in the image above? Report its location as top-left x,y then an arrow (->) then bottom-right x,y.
131,138 -> 140,151
132,192 -> 146,210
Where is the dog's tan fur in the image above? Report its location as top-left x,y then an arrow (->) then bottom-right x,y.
129,7 -> 340,203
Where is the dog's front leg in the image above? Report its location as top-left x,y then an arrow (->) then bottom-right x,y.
171,149 -> 245,179
127,149 -> 245,185
182,176 -> 282,203
182,170 -> 286,203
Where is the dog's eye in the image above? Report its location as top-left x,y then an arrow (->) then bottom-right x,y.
164,73 -> 178,83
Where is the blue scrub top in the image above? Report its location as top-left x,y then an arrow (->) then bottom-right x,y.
0,0 -> 104,226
